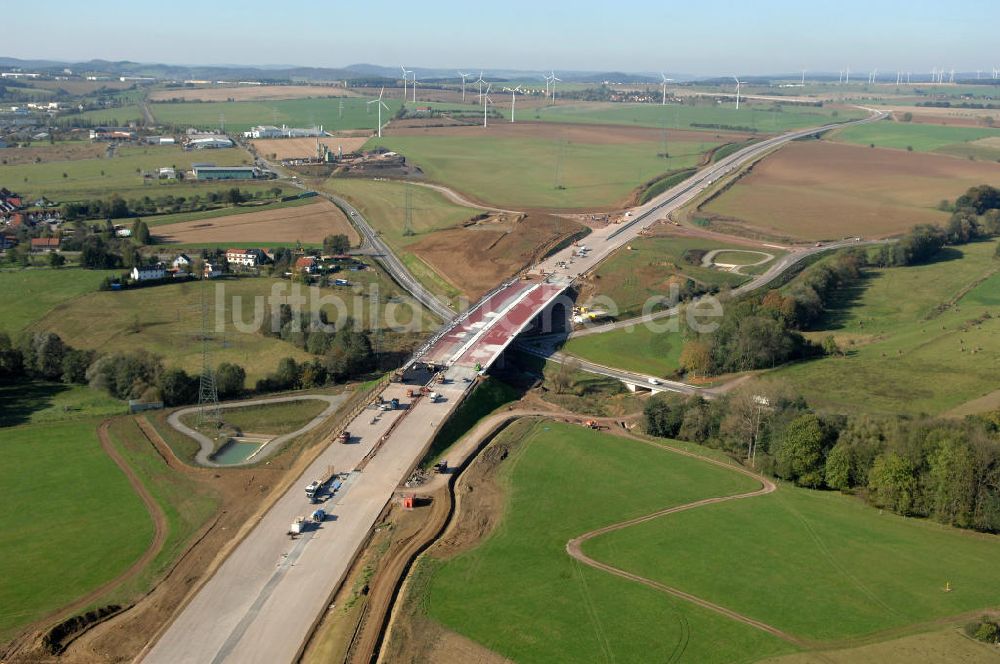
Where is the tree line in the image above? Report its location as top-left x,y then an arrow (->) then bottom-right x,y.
61,187 -> 284,222
0,325 -> 375,407
643,388 -> 1000,533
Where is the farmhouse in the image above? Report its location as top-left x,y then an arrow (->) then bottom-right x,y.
172,253 -> 191,269
225,247 -> 267,267
294,256 -> 317,274
193,165 -> 261,181
29,237 -> 60,252
131,265 -> 167,282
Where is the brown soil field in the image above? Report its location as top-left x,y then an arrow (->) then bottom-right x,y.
409,213 -> 584,298
252,136 -> 371,160
153,198 -> 360,245
386,120 -> 750,145
703,140 -> 1000,241
148,85 -> 356,102
0,142 -> 106,165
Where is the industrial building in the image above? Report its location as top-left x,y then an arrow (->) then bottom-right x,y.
186,135 -> 234,149
243,124 -> 328,139
193,165 -> 261,180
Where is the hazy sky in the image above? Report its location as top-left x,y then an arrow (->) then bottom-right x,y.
11,0 -> 996,75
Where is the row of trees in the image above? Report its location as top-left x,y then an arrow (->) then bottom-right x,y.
61,187 -> 284,222
0,326 -> 375,407
643,388 -> 1000,533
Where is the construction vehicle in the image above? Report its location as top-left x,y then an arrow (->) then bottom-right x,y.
583,420 -> 608,431
290,516 -> 306,535
433,460 -> 448,474
337,430 -> 350,444
428,391 -> 441,403
305,481 -> 321,502
310,509 -> 326,524
390,398 -> 400,409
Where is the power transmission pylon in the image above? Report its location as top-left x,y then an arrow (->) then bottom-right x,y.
197,277 -> 221,427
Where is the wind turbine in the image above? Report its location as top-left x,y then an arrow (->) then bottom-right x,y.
409,71 -> 417,103
845,66 -> 850,84
367,87 -> 389,138
400,66 -> 411,101
732,75 -> 742,110
660,73 -> 673,105
474,71 -> 486,105
482,83 -> 493,127
543,72 -> 553,99
458,71 -> 470,102
800,69 -> 806,86
503,85 -> 522,122
549,71 -> 561,103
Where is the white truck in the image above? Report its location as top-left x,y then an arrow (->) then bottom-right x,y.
305,480 -> 321,502
290,516 -> 306,535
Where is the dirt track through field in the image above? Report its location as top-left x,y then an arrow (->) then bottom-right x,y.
563,439 -> 807,647
1,421 -> 169,659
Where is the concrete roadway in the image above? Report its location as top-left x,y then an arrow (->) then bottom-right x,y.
140,378 -> 471,664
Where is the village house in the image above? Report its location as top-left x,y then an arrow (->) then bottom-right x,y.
131,264 -> 167,282
29,237 -> 60,252
294,256 -> 318,274
225,247 -> 267,268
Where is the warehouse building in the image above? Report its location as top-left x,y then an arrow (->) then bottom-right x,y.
192,165 -> 262,180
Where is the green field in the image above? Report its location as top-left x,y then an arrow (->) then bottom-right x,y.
582,235 -> 769,318
419,421 -> 793,663
26,273 -> 433,383
0,381 -> 124,428
0,144 -> 253,200
768,240 -> 1000,415
0,420 -> 152,643
59,104 -> 146,126
563,322 -> 686,377
149,97 -> 401,133
0,268 -> 116,334
832,120 -> 1000,154
100,418 -> 218,604
319,178 -> 481,249
531,101 -> 864,132
368,133 -> 723,209
586,481 -> 1000,642
181,398 -> 328,436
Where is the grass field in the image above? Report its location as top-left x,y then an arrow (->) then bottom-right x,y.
767,240 -> 1000,415
832,119 -> 1000,154
531,101 -> 864,132
181,398 -> 328,436
586,480 -> 1000,642
0,268 -> 116,334
760,627 -> 1000,664
100,418 -> 218,604
563,322 -> 686,377
319,178 -> 482,250
369,125 -> 724,209
420,421 -> 794,663
59,104 -> 146,126
704,140 -> 1000,241
0,419 -> 152,643
149,97 -> 402,133
0,381 -> 124,428
582,234 -> 767,318
0,144 -> 253,200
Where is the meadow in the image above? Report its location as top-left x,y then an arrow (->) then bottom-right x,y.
180,398 -> 328,436
419,420 -> 794,663
530,101 -> 864,132
563,322 -> 686,377
0,420 -> 152,643
704,140 -> 1000,241
832,119 -> 1000,154
149,97 -> 402,133
143,194 -> 314,227
0,144 -> 253,200
581,234 -> 770,318
0,268 -> 115,334
59,104 -> 146,126
369,125 -> 725,209
586,480 -> 1000,642
0,381 -> 124,428
768,240 -> 1000,415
